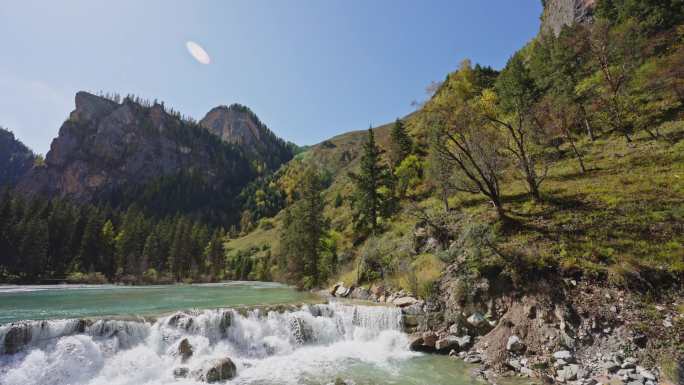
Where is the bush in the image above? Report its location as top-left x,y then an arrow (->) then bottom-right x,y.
259,219 -> 274,230
65,271 -> 109,284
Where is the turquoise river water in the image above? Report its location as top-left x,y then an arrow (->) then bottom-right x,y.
0,282 -> 483,385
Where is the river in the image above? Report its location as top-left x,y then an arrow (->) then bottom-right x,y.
0,282 -> 480,385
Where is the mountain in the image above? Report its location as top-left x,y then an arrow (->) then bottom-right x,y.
541,0 -> 596,35
200,104 -> 295,172
17,91 -> 256,223
0,127 -> 35,188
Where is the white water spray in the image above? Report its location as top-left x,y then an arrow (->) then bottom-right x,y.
0,302 -> 417,385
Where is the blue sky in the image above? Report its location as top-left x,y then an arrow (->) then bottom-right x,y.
0,1 -> 542,154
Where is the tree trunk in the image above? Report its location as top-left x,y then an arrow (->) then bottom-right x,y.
492,198 -> 506,221
584,117 -> 595,141
580,106 -> 595,141
566,133 -> 587,173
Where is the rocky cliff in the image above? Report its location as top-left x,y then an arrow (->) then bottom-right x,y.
200,104 -> 294,172
17,92 -> 256,221
0,128 -> 34,188
541,0 -> 596,35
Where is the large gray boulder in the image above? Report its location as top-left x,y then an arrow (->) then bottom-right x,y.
506,335 -> 525,352
3,324 -> 32,354
350,287 -> 370,300
556,364 -> 580,382
393,296 -> 419,308
553,350 -> 574,362
178,338 -> 193,362
467,313 -> 486,328
203,358 -> 237,383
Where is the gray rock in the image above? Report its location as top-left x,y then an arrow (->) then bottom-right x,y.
393,296 -> 419,308
350,287 -> 370,300
455,335 -> 472,350
435,336 -> 458,351
617,368 -> 636,377
625,381 -> 644,385
178,338 -> 193,362
555,359 -> 569,368
401,301 -> 424,316
421,332 -> 438,348
464,354 -> 482,364
637,368 -> 656,382
508,359 -> 522,371
409,335 -> 424,351
3,325 -> 32,354
203,358 -> 237,383
334,284 -> 352,297
621,358 -> 637,369
467,312 -> 486,327
557,364 -> 580,382
448,322 -> 461,335
173,367 -> 189,378
605,362 -> 621,373
554,350 -> 574,362
520,367 -> 535,377
506,335 -> 525,352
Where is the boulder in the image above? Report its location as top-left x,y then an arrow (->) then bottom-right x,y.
436,335 -> 472,352
422,332 -> 438,348
636,367 -> 656,381
173,367 -> 189,378
402,315 -> 421,328
401,302 -> 424,316
3,324 -> 32,354
506,335 -> 525,352
393,296 -> 419,308
621,357 -> 637,369
557,364 -> 580,382
409,335 -> 425,351
448,322 -> 461,335
604,362 -> 620,373
219,311 -> 232,335
330,283 -> 342,296
435,336 -> 458,351
203,358 -> 237,383
370,284 -> 385,297
334,284 -> 352,298
350,287 -> 370,300
508,359 -> 522,371
467,313 -> 486,328
553,350 -> 574,362
463,353 -> 482,364
178,338 -> 193,362
455,335 -> 472,349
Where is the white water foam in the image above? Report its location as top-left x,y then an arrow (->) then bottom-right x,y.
0,302 -> 417,385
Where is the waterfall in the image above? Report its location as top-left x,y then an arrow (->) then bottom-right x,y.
0,302 -> 415,385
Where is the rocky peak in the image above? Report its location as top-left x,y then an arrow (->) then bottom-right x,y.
541,0 -> 596,36
200,104 -> 265,147
17,91 -> 255,213
200,104 -> 294,172
71,91 -> 118,123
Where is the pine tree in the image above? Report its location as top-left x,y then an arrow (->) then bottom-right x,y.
389,118 -> 413,167
279,167 -> 328,288
101,220 -> 116,276
78,210 -> 104,273
204,229 -> 225,278
349,128 -> 393,237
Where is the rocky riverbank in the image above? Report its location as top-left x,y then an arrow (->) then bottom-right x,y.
327,279 -> 683,385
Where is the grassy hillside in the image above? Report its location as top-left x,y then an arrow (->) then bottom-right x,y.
226,117 -> 683,293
